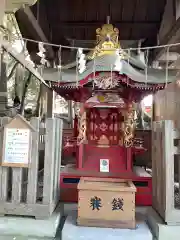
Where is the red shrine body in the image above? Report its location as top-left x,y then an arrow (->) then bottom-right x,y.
60,94 -> 152,206
48,23 -> 170,206
78,107 -> 127,173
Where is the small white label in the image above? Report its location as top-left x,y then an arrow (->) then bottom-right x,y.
100,159 -> 109,172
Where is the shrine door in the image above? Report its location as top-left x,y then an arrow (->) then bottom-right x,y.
87,108 -> 121,145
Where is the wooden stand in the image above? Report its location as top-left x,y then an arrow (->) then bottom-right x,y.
77,177 -> 136,229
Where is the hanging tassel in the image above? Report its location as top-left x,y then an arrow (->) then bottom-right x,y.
127,48 -> 130,65
58,45 -> 62,83
77,48 -> 83,58
93,58 -> 96,91
23,40 -> 28,57
127,48 -> 131,86
145,49 -> 149,87
111,64 -> 113,87
165,46 -> 170,88
76,49 -> 79,87
176,70 -> 180,87
38,42 -> 46,60
78,48 -> 86,74
37,42 -> 47,76
23,40 -> 27,61
22,40 -> 27,74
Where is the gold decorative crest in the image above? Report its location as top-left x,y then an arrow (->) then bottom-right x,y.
96,24 -> 119,45
88,24 -> 126,60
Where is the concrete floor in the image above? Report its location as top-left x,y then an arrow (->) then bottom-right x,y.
62,204 -> 153,240
0,204 -> 152,240
0,204 -> 62,240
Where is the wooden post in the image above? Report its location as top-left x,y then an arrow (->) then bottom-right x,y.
0,117 -> 10,201
53,118 -> 59,201
0,49 -> 7,112
152,120 -> 177,224
43,118 -> 56,205
39,84 -> 47,117
0,0 -> 11,112
27,118 -> 40,204
68,100 -> 73,127
151,122 -> 156,206
54,118 -> 63,202
162,121 -> 174,221
46,88 -> 54,118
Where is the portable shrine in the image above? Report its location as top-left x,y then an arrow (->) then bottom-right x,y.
44,22 -> 179,206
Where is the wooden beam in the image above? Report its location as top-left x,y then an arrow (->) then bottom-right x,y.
57,21 -> 159,35
53,22 -> 158,41
20,6 -> 54,59
5,0 -> 37,13
153,18 -> 180,61
176,0 -> 180,20
0,49 -> 8,110
58,21 -> 159,26
158,0 -> 176,42
153,0 -> 179,61
0,0 -> 5,25
1,39 -> 49,88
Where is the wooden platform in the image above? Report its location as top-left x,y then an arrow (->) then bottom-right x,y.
61,164 -> 151,179
77,218 -> 135,229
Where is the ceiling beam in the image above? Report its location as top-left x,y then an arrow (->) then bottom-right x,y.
53,22 -> 158,41
5,0 -> 37,13
0,0 -> 37,26
17,6 -> 54,59
153,18 -> 180,61
152,0 -> 180,61
56,21 -> 159,30
1,39 -> 49,87
58,20 -> 159,26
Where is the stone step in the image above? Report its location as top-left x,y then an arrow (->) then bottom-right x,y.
0,204 -> 62,240
147,208 -> 180,240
